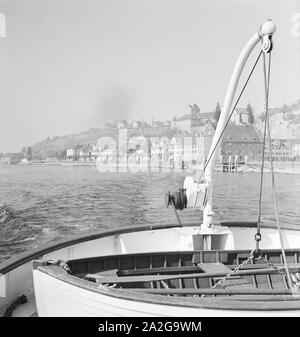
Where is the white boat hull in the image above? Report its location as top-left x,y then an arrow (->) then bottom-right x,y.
33,266 -> 300,317
2,222 -> 300,316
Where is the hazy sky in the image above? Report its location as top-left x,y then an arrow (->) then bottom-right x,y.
0,0 -> 299,152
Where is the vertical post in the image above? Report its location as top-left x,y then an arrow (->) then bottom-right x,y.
220,155 -> 223,171
244,154 -> 248,173
234,155 -> 238,173
228,155 -> 232,172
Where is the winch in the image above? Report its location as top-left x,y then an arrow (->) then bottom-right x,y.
164,188 -> 187,210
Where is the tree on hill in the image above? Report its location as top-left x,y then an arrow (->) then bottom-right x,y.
189,104 -> 200,118
57,149 -> 67,160
214,102 -> 221,122
246,103 -> 254,125
26,146 -> 33,161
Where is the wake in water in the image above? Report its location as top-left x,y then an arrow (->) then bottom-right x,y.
0,165 -> 299,264
0,203 -> 14,224
0,203 -> 43,262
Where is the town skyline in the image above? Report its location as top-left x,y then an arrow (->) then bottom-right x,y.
1,99 -> 299,168
0,0 -> 299,153
0,98 -> 300,157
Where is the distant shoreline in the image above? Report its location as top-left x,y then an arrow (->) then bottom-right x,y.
1,160 -> 297,175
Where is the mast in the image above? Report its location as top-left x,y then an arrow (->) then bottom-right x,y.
202,20 -> 276,229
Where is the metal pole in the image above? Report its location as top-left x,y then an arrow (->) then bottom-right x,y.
201,21 -> 276,228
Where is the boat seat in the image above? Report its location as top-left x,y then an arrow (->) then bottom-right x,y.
198,262 -> 255,289
85,262 -> 255,289
197,262 -> 232,274
85,269 -> 119,279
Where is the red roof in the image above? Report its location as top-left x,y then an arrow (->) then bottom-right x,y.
223,123 -> 261,143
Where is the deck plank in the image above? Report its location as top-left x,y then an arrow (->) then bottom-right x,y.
197,262 -> 255,289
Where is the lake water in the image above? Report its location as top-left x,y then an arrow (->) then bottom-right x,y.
0,164 -> 299,263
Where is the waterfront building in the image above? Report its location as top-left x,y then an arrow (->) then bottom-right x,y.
131,121 -> 151,129
171,104 -> 215,134
168,132 -> 213,169
291,139 -> 300,160
66,148 -> 75,159
66,145 -> 92,161
150,138 -> 170,169
220,123 -> 262,162
265,139 -> 293,162
0,157 -> 10,164
117,120 -> 129,129
78,148 -> 91,161
171,114 -> 194,134
92,138 -> 116,164
232,107 -> 251,125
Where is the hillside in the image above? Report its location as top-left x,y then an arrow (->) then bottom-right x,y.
27,99 -> 300,159
29,128 -> 119,159
256,99 -> 300,139
29,127 -> 177,159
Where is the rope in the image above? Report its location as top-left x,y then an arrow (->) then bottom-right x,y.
3,295 -> 27,317
170,197 -> 182,226
254,48 -> 273,246
255,53 -> 271,252
262,52 -> 295,291
47,259 -> 72,274
196,50 -> 263,183
210,50 -> 298,292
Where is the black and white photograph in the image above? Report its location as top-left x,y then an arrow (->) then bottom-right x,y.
0,0 -> 300,323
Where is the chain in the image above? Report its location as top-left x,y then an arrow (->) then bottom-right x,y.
161,280 -> 170,289
211,253 -> 254,289
211,251 -> 300,290
255,255 -> 288,279
256,255 -> 300,289
291,274 -> 300,288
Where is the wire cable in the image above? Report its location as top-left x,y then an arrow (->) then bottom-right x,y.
263,52 -> 294,291
196,50 -> 263,183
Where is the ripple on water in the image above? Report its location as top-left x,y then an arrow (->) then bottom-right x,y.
0,165 -> 299,263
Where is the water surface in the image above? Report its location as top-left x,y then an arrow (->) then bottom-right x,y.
0,164 -> 299,262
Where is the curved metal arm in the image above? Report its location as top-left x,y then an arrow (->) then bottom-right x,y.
202,20 -> 276,229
